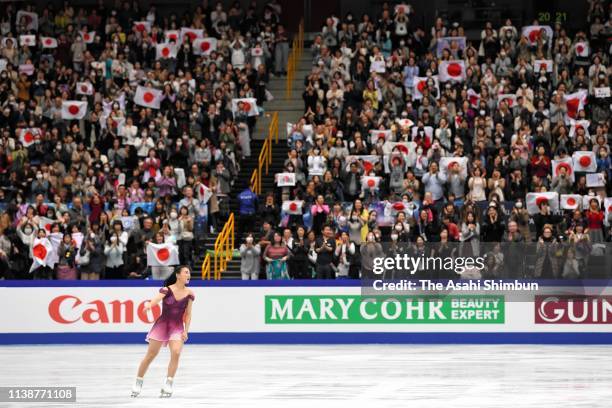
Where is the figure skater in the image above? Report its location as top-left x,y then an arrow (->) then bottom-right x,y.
131,265 -> 194,398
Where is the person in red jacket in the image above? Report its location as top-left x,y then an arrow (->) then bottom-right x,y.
585,198 -> 605,243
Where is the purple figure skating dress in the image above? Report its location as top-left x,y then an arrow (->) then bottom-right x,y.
146,287 -> 194,346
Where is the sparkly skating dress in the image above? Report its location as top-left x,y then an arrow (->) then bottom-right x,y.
146,287 -> 194,346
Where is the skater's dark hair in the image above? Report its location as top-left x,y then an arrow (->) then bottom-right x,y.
163,265 -> 191,287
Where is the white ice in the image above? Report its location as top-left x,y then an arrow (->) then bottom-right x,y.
0,345 -> 611,408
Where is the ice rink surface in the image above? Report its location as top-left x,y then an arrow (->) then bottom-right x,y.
0,344 -> 611,408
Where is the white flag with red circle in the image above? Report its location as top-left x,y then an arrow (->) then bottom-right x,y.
467,88 -> 480,108
40,36 -> 57,48
251,47 -> 264,57
165,30 -> 180,42
497,94 -> 517,108
604,198 -> 612,226
193,38 -> 217,55
412,76 -> 440,100
134,86 -> 162,109
282,200 -> 303,215
395,118 -> 414,129
133,21 -> 151,33
18,127 -> 41,147
569,119 -> 590,139
394,4 -> 411,14
19,35 -> 36,47
521,25 -> 553,45
80,31 -> 95,43
276,172 -> 296,187
180,28 -> 203,43
572,151 -> 597,172
76,82 -> 94,95
552,157 -> 574,182
147,243 -> 180,267
534,59 -> 553,73
439,60 -> 465,82
156,43 -> 178,59
526,192 -> 559,215
382,141 -> 415,156
344,155 -> 380,172
38,216 -> 54,232
361,176 -> 381,191
17,10 -> 39,31
231,98 -> 259,117
411,126 -> 433,144
197,183 -> 213,204
61,101 -> 88,119
564,90 -> 588,123
574,42 -> 589,57
440,156 -> 469,178
560,194 -> 582,210
29,238 -> 54,272
369,129 -> 393,144
582,195 -> 601,210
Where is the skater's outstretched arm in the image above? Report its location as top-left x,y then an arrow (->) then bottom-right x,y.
144,291 -> 166,311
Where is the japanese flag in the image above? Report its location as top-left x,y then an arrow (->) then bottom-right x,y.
440,157 -> 469,179
552,157 -> 574,182
564,90 -> 588,122
276,172 -> 296,187
80,31 -> 95,43
134,86 -> 163,109
604,198 -> 612,226
19,35 -> 36,47
521,25 -> 553,45
231,98 -> 259,117
147,243 -> 180,267
30,238 -> 54,272
467,88 -> 480,108
156,43 -> 178,59
382,141 -> 415,156
572,151 -> 597,172
582,195 -> 601,210
412,76 -> 439,99
395,118 -> 414,129
17,11 -> 38,31
76,82 -> 94,95
251,47 -> 264,57
394,4 -> 411,14
574,42 -> 589,57
526,192 -> 559,215
133,21 -> 151,33
369,129 -> 393,144
61,101 -> 88,120
198,184 -> 213,204
282,200 -> 304,215
560,194 -> 582,210
180,28 -> 203,43
439,60 -> 465,82
193,38 -> 217,55
345,155 -> 380,172
38,217 -> 55,232
383,152 -> 407,173
165,30 -> 180,42
534,59 -> 553,73
411,126 -> 433,144
362,176 -> 381,191
569,120 -> 590,139
18,128 -> 41,147
497,94 -> 517,108
40,36 -> 57,48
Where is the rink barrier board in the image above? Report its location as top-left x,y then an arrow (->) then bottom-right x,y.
2,281 -> 612,344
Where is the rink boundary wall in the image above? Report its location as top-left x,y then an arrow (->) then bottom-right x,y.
1,332 -> 612,345
2,282 -> 612,345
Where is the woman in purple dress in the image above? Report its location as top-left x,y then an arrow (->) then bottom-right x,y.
131,265 -> 194,398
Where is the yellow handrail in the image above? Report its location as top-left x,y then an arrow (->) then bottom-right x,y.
213,212 -> 235,280
201,253 -> 211,279
249,111 -> 279,194
285,20 -> 304,99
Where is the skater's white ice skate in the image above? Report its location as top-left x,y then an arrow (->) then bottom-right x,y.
160,377 -> 173,398
130,377 -> 143,397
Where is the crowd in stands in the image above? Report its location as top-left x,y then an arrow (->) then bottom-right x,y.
0,0 -> 288,279
239,1 -> 612,280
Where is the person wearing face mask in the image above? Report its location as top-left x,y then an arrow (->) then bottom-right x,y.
104,232 -> 126,279
239,233 -> 261,280
360,231 -> 384,279
79,227 -> 105,280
